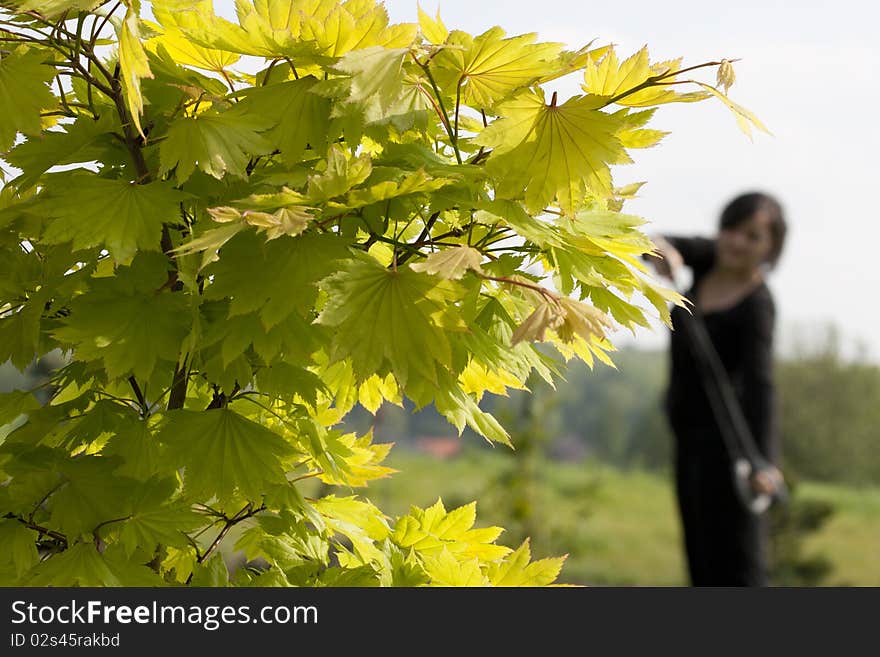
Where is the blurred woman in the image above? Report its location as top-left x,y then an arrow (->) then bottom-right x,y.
647,192 -> 788,586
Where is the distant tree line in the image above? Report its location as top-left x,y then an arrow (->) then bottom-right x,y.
338,325 -> 880,487
2,326 -> 877,486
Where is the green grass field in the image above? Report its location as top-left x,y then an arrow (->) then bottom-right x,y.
342,446 -> 880,587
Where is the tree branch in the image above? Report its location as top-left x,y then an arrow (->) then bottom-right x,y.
185,502 -> 265,583
396,211 -> 441,266
167,355 -> 189,411
6,513 -> 68,549
128,375 -> 148,413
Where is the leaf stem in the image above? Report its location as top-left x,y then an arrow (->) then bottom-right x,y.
413,54 -> 462,164
93,515 -> 131,549
395,211 -> 441,266
605,59 -> 728,106
478,273 -> 562,305
28,482 -> 65,524
9,515 -> 68,549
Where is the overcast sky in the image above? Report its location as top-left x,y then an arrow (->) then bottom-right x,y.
208,2 -> 880,362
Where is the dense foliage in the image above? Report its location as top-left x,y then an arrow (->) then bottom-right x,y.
0,0 -> 760,585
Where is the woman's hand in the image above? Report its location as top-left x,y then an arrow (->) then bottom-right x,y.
750,466 -> 785,496
645,236 -> 684,282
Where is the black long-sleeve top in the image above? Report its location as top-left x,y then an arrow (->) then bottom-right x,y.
663,236 -> 780,464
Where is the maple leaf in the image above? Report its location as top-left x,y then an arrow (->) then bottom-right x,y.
486,538 -> 567,586
6,114 -> 119,190
232,76 -> 331,163
159,111 -> 274,183
23,543 -> 122,586
49,456 -> 132,538
116,477 -> 202,558
409,245 -> 484,280
423,548 -> 489,586
391,498 -> 510,561
118,1 -> 154,137
476,89 -> 627,210
433,374 -> 513,446
336,46 -> 410,113
0,519 -> 39,579
417,5 -> 448,44
0,289 -> 48,369
511,301 -> 565,346
306,145 -> 373,202
582,46 -> 708,107
190,553 -> 229,586
101,420 -> 165,481
330,169 -> 455,212
316,254 -> 458,387
297,1 -> 417,59
241,206 -> 315,240
5,1 -> 102,18
52,253 -> 191,381
0,48 -> 57,152
159,408 -> 295,503
204,230 -> 350,329
312,430 -> 396,487
693,81 -> 771,140
555,296 -> 614,344
40,175 -> 188,262
147,23 -> 240,73
434,27 -> 563,109
313,494 -> 390,563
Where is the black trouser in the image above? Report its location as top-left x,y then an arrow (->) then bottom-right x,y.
670,419 -> 769,587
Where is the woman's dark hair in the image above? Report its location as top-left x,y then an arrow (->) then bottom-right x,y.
720,192 -> 787,267
719,191 -> 787,268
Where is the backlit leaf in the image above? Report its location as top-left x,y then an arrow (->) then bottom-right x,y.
117,477 -> 201,558
233,76 -> 331,162
118,1 -> 154,138
40,175 -> 187,262
409,245 -> 484,280
434,27 -> 563,109
159,111 -> 274,183
316,254 -> 458,387
0,48 -> 57,152
159,408 -> 295,502
486,538 -> 567,586
476,89 -> 627,210
53,253 -> 191,381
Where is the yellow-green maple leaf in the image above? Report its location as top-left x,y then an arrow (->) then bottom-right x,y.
0,48 -> 57,152
146,24 -> 240,73
424,548 -> 489,586
159,408 -> 295,503
486,538 -> 567,586
433,27 -> 563,109
159,111 -> 274,183
235,76 -> 331,163
409,245 -> 484,280
40,175 -> 188,262
417,4 -> 448,44
316,254 -> 459,387
118,1 -> 153,138
582,46 -> 708,107
475,89 -> 627,211
391,499 -> 510,561
6,0 -> 102,18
